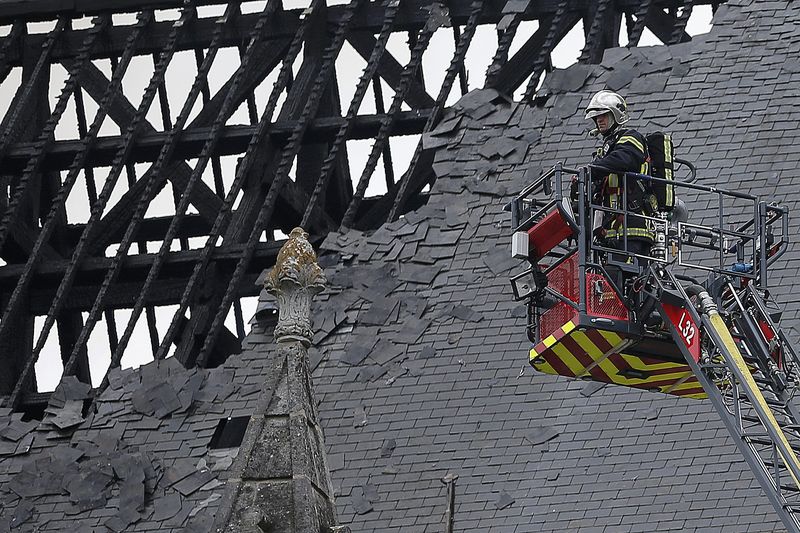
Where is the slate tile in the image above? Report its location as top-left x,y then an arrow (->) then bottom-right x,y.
356,364 -> 389,383
50,376 -> 93,406
104,505 -> 141,532
397,241 -> 418,262
607,68 -> 636,91
448,304 -> 484,322
495,491 -> 515,510
483,252 -> 518,275
581,382 -> 606,397
0,420 -> 37,442
526,426 -> 559,446
328,453 -> 345,472
601,47 -> 633,67
173,469 -> 215,496
671,62 -> 692,77
46,400 -> 85,431
629,73 -> 669,94
340,337 -> 379,366
352,406 -> 368,428
502,0 -> 528,14
430,115 -> 462,136
398,263 -> 442,284
409,248 -> 437,264
369,340 -> 406,366
10,500 -> 35,529
382,463 -> 400,475
422,131 -> 451,150
645,408 -> 660,421
360,298 -> 400,326
163,462 -> 196,486
418,345 -> 436,359
425,228 -> 463,246
380,439 -> 397,458
352,487 -> 373,515
395,318 -> 431,344
545,64 -> 594,93
550,94 -> 583,119
400,296 -> 428,318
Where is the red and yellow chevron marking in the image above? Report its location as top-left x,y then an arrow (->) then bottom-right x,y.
530,324 -> 707,399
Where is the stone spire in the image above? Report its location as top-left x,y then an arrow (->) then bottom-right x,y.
214,228 -> 341,533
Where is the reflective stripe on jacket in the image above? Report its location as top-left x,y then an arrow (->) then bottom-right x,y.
592,128 -> 654,242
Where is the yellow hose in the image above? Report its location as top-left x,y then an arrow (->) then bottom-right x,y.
708,312 -> 800,490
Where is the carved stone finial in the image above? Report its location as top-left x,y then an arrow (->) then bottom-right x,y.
264,227 -> 326,345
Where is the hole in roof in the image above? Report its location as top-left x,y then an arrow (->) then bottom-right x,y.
209,416 -> 250,449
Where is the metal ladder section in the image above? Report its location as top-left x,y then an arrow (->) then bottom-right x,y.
652,267 -> 800,533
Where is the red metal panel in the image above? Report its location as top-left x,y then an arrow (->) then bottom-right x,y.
540,253 -> 578,339
585,273 -> 628,321
527,209 -> 574,259
662,303 -> 701,362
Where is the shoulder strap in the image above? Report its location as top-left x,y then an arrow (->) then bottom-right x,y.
616,129 -> 647,155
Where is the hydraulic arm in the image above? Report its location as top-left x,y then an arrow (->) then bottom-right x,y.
649,268 -> 800,532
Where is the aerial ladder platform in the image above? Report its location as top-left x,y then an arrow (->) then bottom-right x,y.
507,163 -> 800,531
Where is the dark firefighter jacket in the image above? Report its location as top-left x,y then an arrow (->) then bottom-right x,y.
589,127 -> 654,242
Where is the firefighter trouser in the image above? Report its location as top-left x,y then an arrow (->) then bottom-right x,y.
604,238 -> 651,293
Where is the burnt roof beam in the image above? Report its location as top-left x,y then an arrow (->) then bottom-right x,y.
347,31 -> 435,110
67,60 -> 225,227
0,1 -> 717,64
579,0 -> 620,64
222,4 -> 340,246
1,110 -> 432,172
0,240 -> 284,311
486,11 -> 582,95
645,5 -> 693,44
1,221 -> 62,263
70,36 -> 294,253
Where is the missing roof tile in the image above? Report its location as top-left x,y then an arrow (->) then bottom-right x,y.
209,416 -> 250,449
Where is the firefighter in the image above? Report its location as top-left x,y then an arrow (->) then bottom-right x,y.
583,90 -> 653,284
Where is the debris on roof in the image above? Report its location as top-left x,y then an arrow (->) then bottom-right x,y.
2,1 -> 799,532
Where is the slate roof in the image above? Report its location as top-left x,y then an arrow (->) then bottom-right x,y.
0,321 -> 275,532
312,1 -> 800,531
1,0 -> 800,531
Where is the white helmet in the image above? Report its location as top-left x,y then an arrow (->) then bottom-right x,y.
584,90 -> 630,125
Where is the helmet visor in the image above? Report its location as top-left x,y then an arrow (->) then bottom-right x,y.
585,107 -> 612,120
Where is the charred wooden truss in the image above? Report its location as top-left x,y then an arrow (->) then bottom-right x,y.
0,0 -> 721,409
